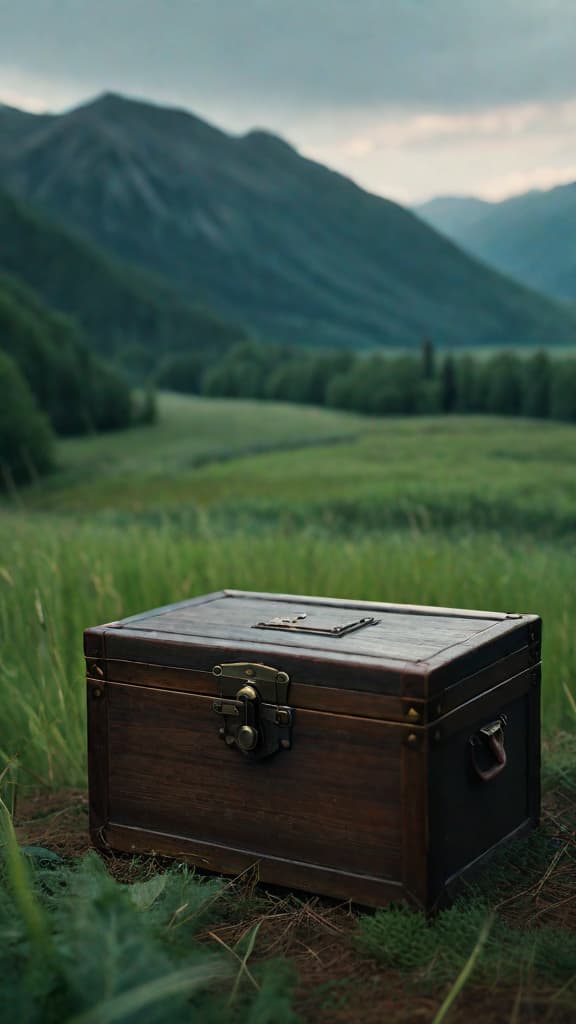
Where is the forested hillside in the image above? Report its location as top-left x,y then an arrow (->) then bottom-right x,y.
0,349 -> 54,484
0,190 -> 249,371
1,93 -> 575,349
0,271 -> 131,436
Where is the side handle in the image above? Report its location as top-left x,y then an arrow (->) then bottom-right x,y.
470,717 -> 508,782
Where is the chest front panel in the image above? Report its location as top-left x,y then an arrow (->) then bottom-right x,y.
105,680 -> 403,879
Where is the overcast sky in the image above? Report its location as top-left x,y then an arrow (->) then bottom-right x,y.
2,0 -> 575,203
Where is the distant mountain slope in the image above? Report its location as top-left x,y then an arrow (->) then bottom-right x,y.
1,92 -> 575,348
0,102 -> 54,147
0,189 -> 248,360
416,184 -> 576,302
415,196 -> 492,237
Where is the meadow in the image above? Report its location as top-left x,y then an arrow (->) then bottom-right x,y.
2,391 -> 576,1022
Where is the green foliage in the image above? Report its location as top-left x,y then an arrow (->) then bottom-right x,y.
167,338 -> 576,425
133,384 -> 159,426
484,353 -> 524,416
0,520 -> 574,787
0,827 -> 300,1024
356,900 -> 576,989
0,351 -> 54,485
550,359 -> 576,421
522,351 -> 552,418
202,342 -> 288,400
440,355 -> 457,413
156,353 -> 206,395
0,271 -> 132,436
2,392 -> 576,779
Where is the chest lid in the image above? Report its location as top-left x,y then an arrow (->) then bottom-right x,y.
85,589 -> 540,701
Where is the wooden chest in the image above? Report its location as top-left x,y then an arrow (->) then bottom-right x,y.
85,590 -> 541,910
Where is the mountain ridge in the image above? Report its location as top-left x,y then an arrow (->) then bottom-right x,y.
2,91 -> 576,348
416,183 -> 576,302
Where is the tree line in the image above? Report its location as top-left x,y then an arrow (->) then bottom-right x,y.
0,273 -> 147,488
156,339 -> 576,421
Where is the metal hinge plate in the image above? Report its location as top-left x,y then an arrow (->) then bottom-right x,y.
253,614 -> 379,637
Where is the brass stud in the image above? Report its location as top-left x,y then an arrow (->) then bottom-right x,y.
281,739 -> 291,749
276,672 -> 289,684
92,687 -> 103,699
236,684 -> 258,701
407,707 -> 421,723
212,665 -> 223,677
244,667 -> 255,677
406,733 -> 418,748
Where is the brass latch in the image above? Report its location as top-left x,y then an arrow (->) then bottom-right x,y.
212,662 -> 292,760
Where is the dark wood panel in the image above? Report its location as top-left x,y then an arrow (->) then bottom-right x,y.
86,677 -> 109,842
401,737 -> 429,908
106,682 -> 402,879
432,665 -> 538,741
100,633 -> 421,696
428,687 -> 536,898
434,645 -> 537,715
104,824 -> 410,907
108,594 -> 502,662
425,617 -> 540,695
102,659 -> 426,722
439,818 -> 535,909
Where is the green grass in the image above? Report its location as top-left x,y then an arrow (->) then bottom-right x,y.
0,811 -> 298,1024
2,393 -> 576,784
2,391 -> 576,1023
12,393 -> 576,539
0,518 -> 574,787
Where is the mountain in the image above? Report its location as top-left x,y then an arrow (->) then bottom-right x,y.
1,92 -> 575,348
416,184 -> 576,302
0,189 -> 248,362
0,102 -> 54,147
414,196 -> 492,237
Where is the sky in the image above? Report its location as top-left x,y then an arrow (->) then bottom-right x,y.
1,0 -> 576,204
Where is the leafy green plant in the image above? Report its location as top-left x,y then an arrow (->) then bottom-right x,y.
0,805 -> 299,1024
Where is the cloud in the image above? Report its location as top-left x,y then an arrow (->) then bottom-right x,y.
479,164 -> 576,201
2,0 -> 576,111
1,0 -> 575,201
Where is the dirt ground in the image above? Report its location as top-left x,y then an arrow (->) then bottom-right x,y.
13,775 -> 576,1024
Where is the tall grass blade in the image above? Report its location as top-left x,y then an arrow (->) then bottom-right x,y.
66,961 -> 230,1024
0,796 -> 53,957
432,912 -> 495,1024
228,920 -> 263,1006
562,682 -> 576,722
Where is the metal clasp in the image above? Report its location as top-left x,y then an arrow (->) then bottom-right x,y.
470,715 -> 508,783
212,662 -> 292,760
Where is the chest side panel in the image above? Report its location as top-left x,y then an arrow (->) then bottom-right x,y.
104,681 -> 402,880
428,664 -> 540,902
